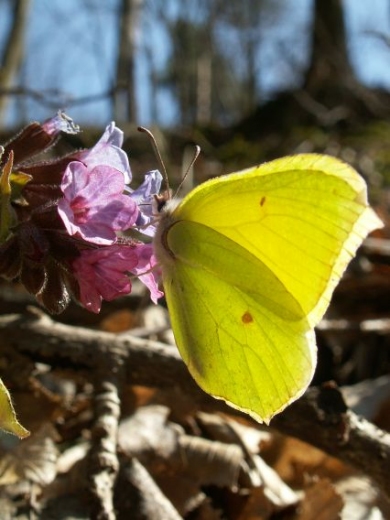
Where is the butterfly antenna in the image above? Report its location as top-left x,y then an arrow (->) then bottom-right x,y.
174,144 -> 201,198
138,126 -> 170,196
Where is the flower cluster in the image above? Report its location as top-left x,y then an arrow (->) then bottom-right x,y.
0,113 -> 163,313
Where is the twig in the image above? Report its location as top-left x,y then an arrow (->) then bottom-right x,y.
116,457 -> 183,520
272,383 -> 390,496
88,374 -> 123,520
293,89 -> 350,126
0,86 -> 113,109
318,317 -> 390,334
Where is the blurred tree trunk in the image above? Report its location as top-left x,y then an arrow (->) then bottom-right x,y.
114,0 -> 144,123
302,0 -> 389,120
304,0 -> 354,92
196,5 -> 217,126
0,0 -> 31,126
196,53 -> 212,125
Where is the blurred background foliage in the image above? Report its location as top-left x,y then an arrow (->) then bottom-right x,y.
1,0 -> 390,193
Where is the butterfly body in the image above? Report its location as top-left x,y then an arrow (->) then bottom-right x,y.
153,154 -> 382,423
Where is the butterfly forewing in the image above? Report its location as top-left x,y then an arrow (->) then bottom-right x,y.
173,155 -> 382,327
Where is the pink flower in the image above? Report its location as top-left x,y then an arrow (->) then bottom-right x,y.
72,242 -> 162,313
75,122 -> 131,184
58,161 -> 138,245
72,245 -> 139,313
129,243 -> 163,303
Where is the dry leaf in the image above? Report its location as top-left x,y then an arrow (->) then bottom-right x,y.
297,479 -> 343,520
336,476 -> 390,519
118,405 -> 181,463
0,423 -> 58,486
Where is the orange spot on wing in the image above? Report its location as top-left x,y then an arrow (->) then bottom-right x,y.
242,312 -> 253,324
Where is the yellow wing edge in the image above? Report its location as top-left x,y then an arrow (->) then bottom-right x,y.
175,153 -> 375,210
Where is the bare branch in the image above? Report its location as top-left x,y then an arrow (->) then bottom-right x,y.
0,86 -> 113,109
88,375 -> 123,519
116,457 -> 183,519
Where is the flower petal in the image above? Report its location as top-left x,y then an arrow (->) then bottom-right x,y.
72,245 -> 139,313
129,170 -> 163,236
58,162 -> 139,245
76,122 -> 132,184
130,243 -> 163,303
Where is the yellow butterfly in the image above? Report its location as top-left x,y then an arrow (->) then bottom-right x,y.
153,154 -> 382,423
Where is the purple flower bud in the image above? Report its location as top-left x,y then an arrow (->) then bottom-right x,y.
42,111 -> 80,136
2,112 -> 78,167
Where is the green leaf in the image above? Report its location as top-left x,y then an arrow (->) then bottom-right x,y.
9,170 -> 33,198
0,378 -> 30,438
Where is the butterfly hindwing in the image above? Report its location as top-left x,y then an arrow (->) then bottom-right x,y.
162,221 -> 316,423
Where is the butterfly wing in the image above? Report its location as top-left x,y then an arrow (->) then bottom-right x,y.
160,221 -> 316,423
173,154 -> 382,327
155,154 -> 382,422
